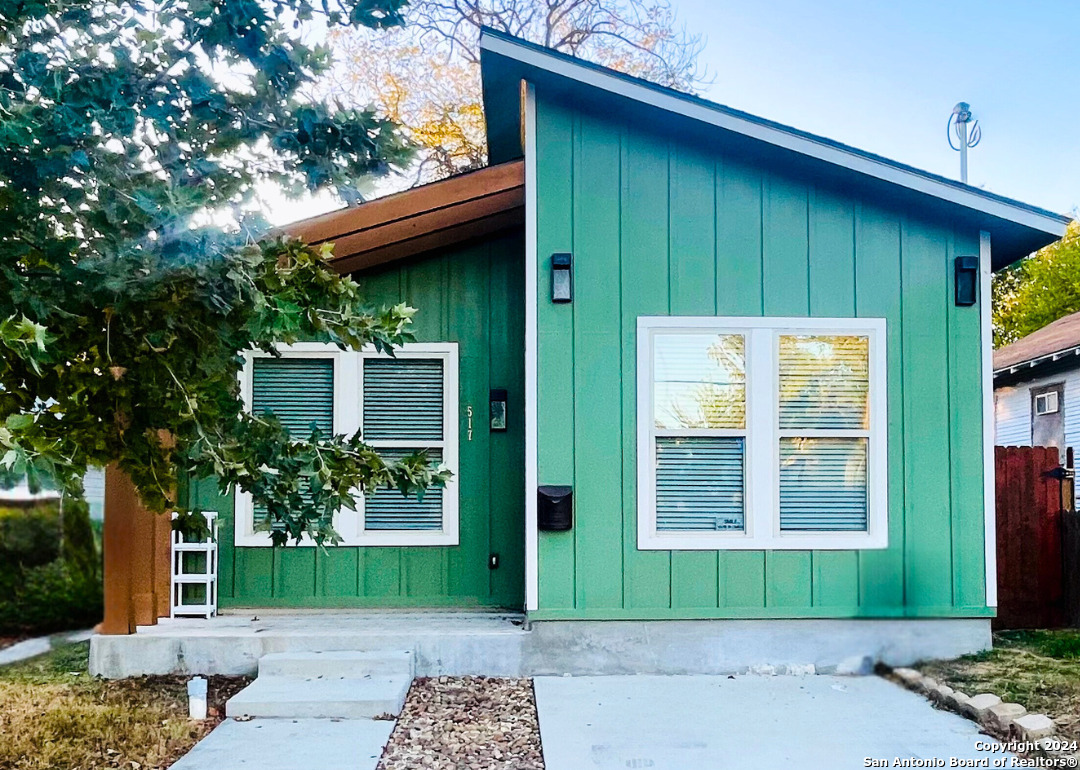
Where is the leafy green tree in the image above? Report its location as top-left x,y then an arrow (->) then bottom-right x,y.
0,1 -> 450,546
994,221 -> 1080,348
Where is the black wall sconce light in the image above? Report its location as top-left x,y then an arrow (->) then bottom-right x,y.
955,256 -> 979,306
551,253 -> 572,303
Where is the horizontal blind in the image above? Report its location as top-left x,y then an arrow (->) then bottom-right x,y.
655,437 -> 744,531
252,357 -> 335,436
779,335 -> 869,429
366,449 -> 443,530
251,357 -> 335,532
779,437 -> 867,531
363,358 -> 444,441
653,333 -> 746,430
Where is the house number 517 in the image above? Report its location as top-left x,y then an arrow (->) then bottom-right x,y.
466,405 -> 473,441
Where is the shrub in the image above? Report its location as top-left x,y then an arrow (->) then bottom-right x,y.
0,561 -> 103,635
0,503 -> 63,571
0,498 -> 102,635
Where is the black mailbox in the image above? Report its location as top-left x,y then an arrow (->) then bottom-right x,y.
538,485 -> 573,531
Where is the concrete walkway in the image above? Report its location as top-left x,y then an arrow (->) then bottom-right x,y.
535,675 -> 1007,770
169,718 -> 393,770
0,629 -> 93,667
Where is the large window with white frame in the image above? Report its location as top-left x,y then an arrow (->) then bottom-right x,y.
234,342 -> 459,547
637,317 -> 887,550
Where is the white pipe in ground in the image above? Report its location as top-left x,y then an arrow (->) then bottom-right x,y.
187,676 -> 208,720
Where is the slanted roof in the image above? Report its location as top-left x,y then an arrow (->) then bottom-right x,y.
994,310 -> 1080,376
479,29 -> 1069,270
285,160 -> 524,274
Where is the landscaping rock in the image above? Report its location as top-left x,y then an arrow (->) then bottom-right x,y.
962,693 -> 1002,720
1032,738 -> 1060,758
929,685 -> 954,704
985,702 -> 1027,732
1012,714 -> 1056,741
893,668 -> 922,688
832,655 -> 873,676
918,677 -> 938,695
945,690 -> 971,711
378,677 -> 543,770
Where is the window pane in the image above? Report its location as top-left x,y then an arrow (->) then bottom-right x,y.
366,449 -> 443,531
653,333 -> 745,429
364,358 -> 444,441
779,437 -> 867,531
252,357 -> 334,437
656,437 -> 744,531
251,357 -> 335,534
779,335 -> 869,429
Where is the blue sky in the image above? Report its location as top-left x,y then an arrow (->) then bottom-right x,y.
675,0 -> 1078,216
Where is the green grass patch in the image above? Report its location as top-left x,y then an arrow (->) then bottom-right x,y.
918,630 -> 1080,741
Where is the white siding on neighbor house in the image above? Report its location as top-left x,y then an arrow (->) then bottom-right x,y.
0,467 -> 106,520
83,467 -> 105,520
995,368 -> 1080,503
995,383 -> 1033,446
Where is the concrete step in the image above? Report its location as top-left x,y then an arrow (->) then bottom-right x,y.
258,650 -> 414,680
226,674 -> 412,719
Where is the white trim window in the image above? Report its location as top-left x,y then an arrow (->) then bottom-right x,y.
637,317 -> 887,550
234,342 -> 459,547
1034,390 -> 1059,416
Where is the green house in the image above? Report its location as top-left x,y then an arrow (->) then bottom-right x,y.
97,31 -> 1070,676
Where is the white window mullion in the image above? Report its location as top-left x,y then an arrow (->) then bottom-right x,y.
748,327 -> 776,542
337,352 -> 362,541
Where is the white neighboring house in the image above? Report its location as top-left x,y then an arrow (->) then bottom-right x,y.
994,311 -> 1080,480
0,467 -> 106,520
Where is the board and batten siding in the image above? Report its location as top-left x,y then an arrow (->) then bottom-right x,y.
532,90 -> 990,620
189,231 -> 526,609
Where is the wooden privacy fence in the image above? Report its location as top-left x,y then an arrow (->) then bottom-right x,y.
995,446 -> 1070,629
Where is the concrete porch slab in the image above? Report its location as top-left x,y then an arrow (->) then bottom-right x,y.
534,675 -> 1008,770
89,613 -> 991,679
169,718 -> 392,770
90,610 -> 528,678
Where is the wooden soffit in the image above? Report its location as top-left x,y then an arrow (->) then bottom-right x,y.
284,160 -> 525,274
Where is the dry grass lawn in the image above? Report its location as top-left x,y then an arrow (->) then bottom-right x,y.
918,630 -> 1080,741
0,641 -> 249,770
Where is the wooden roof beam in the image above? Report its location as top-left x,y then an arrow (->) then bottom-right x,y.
282,160 -> 525,273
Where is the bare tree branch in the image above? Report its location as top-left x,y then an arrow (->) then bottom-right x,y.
322,0 -> 711,183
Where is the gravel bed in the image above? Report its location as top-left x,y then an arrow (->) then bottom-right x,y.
378,676 -> 544,769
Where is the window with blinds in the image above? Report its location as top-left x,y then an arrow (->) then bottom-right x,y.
638,318 -> 886,551
778,335 -> 870,532
250,357 -> 335,533
650,332 -> 746,532
362,359 -> 446,532
235,343 -> 459,547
